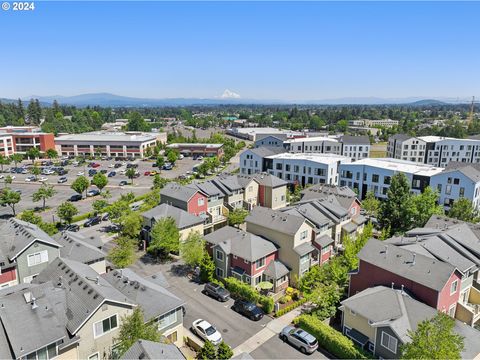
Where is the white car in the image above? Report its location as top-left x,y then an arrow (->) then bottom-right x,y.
179,154 -> 184,160
43,169 -> 55,175
108,164 -> 115,168
0,175 -> 4,179
191,319 -> 222,346
25,176 -> 36,182
38,177 -> 48,182
77,171 -> 85,176
9,175 -> 16,180
72,161 -> 79,166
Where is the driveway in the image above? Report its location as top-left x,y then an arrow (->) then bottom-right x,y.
128,256 -> 271,349
250,336 -> 328,360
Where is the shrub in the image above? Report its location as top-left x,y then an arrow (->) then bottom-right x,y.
275,298 -> 307,317
72,211 -> 93,223
279,295 -> 292,304
295,314 -> 371,359
223,277 -> 259,302
259,296 -> 274,314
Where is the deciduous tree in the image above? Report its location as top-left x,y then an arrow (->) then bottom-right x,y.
448,197 -> 479,222
32,183 -> 56,210
0,188 -> 21,215
227,208 -> 248,227
126,168 -> 137,185
361,191 -> 380,218
57,201 -> 78,224
411,186 -> 444,227
107,236 -> 137,268
91,172 -> 108,192
71,176 -> 90,197
147,217 -> 180,255
180,231 -> 205,266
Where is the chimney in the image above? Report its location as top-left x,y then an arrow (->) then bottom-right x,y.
391,282 -> 394,289
31,297 -> 38,310
95,276 -> 99,285
401,284 -> 404,294
412,253 -> 416,265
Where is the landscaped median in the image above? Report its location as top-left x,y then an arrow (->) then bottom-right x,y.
223,277 -> 275,314
274,297 -> 308,317
293,314 -> 372,359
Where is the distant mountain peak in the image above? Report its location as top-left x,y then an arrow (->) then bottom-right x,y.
219,89 -> 241,99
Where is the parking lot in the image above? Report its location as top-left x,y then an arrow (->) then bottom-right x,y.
0,156 -> 203,221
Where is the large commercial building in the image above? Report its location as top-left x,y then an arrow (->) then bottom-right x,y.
227,127 -> 304,141
166,143 -> 224,157
55,131 -> 166,158
0,126 -> 55,156
387,134 -> 480,167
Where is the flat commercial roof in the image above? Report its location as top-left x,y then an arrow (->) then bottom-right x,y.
167,143 -> 223,149
284,136 -> 339,144
343,158 -> 444,176
267,152 -> 350,164
55,131 -> 161,143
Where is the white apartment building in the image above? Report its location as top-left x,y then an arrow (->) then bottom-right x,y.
284,135 -> 370,161
240,146 -> 286,175
55,131 -> 167,158
264,153 -> 351,186
387,134 -> 480,167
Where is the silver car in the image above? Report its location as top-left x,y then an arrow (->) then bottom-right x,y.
280,326 -> 318,354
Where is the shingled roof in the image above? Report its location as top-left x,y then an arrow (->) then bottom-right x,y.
246,207 -> 305,236
121,340 -> 185,360
142,204 -> 204,230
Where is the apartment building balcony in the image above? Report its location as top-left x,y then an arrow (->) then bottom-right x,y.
456,286 -> 480,326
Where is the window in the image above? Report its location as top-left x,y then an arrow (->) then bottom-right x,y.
368,342 -> 375,353
23,274 -> 38,284
255,257 -> 265,269
446,185 -> 452,195
460,187 -> 465,197
454,178 -> 460,185
384,176 -> 391,185
25,343 -> 58,360
198,197 -> 205,206
300,230 -> 308,240
437,184 -> 442,193
381,331 -> 398,353
372,174 -> 379,183
88,353 -> 99,360
27,250 -> 48,267
448,304 -> 456,318
158,309 -> 177,330
94,314 -> 118,338
216,250 -> 224,261
450,280 -> 458,295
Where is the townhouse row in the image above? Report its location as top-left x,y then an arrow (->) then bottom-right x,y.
340,214 -> 480,358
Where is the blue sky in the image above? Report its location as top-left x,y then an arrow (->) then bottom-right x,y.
1,1 -> 479,100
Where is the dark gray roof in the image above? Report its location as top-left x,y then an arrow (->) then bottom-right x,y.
300,184 -> 356,205
358,239 -> 457,291
160,183 -> 203,203
445,161 -> 480,172
251,172 -> 288,188
0,218 -> 60,261
255,134 -> 288,142
340,286 -> 480,359
315,234 -> 334,248
55,232 -> 105,265
121,340 -> 185,360
204,226 -> 277,262
142,204 -> 204,230
263,260 -> 289,279
34,258 -> 133,334
352,214 -> 367,225
212,175 -> 243,195
282,202 -> 332,229
0,282 -> 68,358
293,242 -> 316,256
247,146 -> 286,158
342,221 -> 357,233
236,174 -> 257,188
189,181 -> 223,197
63,230 -> 104,249
340,135 -> 370,145
293,198 -> 349,224
246,207 -> 305,236
103,268 -> 184,322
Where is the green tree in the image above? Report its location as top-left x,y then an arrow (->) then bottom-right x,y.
411,186 -> 444,227
31,165 -> 41,179
26,147 -> 41,164
45,148 -> 58,160
115,307 -> 161,357
19,209 -> 42,225
32,183 -> 56,210
306,282 -> 342,320
361,191 -> 380,218
91,172 -> 108,192
108,200 -> 131,225
0,155 -> 11,173
0,188 -> 21,215
156,155 -> 165,170
147,217 -> 180,255
126,168 -> 137,185
57,201 -> 78,224
199,253 -> 215,283
3,175 -> 13,188
448,197 -> 479,222
71,176 -> 90,197
9,153 -> 24,168
400,312 -> 464,359
107,236 -> 137,268
119,212 -> 143,239
102,189 -> 112,200
227,208 -> 249,227
379,173 -> 415,235
92,199 -> 109,213
153,174 -> 168,189
180,231 -> 205,266
127,112 -> 149,132
216,341 -> 234,360
167,150 -> 178,164
197,340 -> 217,360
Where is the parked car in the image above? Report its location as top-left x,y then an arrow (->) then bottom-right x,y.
84,215 -> 102,227
114,163 -> 122,168
163,164 -> 173,170
100,169 -> 108,174
279,326 -> 318,354
119,180 -> 128,186
77,171 -> 85,176
58,176 -> 67,183
9,175 -> 16,180
144,171 -> 151,176
0,174 -> 4,179
57,169 -> 67,175
191,319 -> 222,346
38,177 -> 48,182
101,213 -> 110,221
232,299 -> 264,321
91,163 -> 101,168
42,169 -> 55,175
64,224 -> 80,232
25,176 -> 36,182
203,283 -> 230,302
150,171 -> 157,176
88,170 -> 97,176
69,194 -> 82,202
179,154 -> 184,160
108,164 -> 115,168
87,189 -> 100,197
197,156 -> 203,160
108,171 -> 116,177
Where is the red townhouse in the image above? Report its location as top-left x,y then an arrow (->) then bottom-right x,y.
349,238 -> 462,316
160,183 -> 208,217
204,226 -> 289,293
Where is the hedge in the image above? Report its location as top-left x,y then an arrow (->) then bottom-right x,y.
295,314 -> 371,359
274,297 -> 307,317
223,277 -> 274,313
72,212 -> 94,223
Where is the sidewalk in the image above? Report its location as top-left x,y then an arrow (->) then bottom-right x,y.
232,305 -> 305,357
